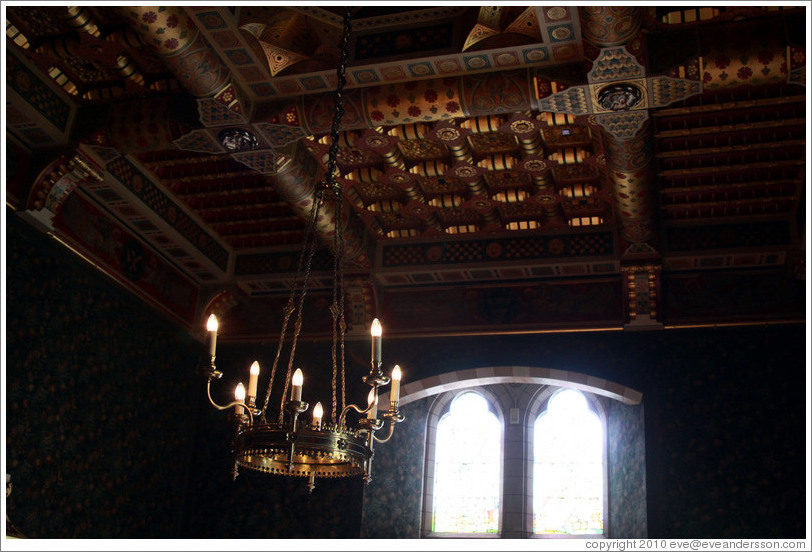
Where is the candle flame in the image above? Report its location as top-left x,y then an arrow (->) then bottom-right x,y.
292,368 -> 303,386
234,382 -> 245,401
250,361 -> 260,376
371,318 -> 382,337
206,314 -> 218,332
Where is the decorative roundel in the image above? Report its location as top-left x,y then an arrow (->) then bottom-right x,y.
598,83 -> 643,112
435,127 -> 462,142
522,158 -> 548,172
546,7 -> 568,20
362,134 -> 391,149
218,128 -> 260,151
389,173 -> 412,184
547,238 -> 566,255
470,198 -> 493,211
426,246 -> 443,262
454,165 -> 479,178
485,241 -> 503,259
409,204 -> 427,217
509,119 -> 535,134
551,26 -> 572,40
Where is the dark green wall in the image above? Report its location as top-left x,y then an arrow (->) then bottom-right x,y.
5,212 -> 199,538
5,210 -> 806,538
369,326 -> 807,538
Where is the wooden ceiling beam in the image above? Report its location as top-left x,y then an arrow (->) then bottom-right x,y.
658,159 -> 804,177
656,139 -> 807,159
652,95 -> 807,117
654,118 -> 806,138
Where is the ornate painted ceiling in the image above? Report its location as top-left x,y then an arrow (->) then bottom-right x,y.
5,5 -> 807,342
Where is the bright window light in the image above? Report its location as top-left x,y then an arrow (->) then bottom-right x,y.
433,392 -> 502,534
533,389 -> 603,535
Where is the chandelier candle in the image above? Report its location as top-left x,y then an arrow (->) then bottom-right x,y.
371,318 -> 382,364
391,365 -> 402,405
313,402 -> 323,430
247,361 -> 260,404
206,314 -> 218,357
291,368 -> 303,401
234,383 -> 245,415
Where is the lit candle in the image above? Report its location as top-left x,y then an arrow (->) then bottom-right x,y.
234,383 -> 245,415
370,318 -> 382,364
291,368 -> 303,401
247,361 -> 260,403
313,401 -> 323,430
206,314 -> 218,357
367,388 -> 377,420
391,365 -> 402,405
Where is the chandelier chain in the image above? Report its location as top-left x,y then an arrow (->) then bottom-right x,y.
260,297 -> 294,417
278,191 -> 325,422
261,167 -> 324,415
329,8 -> 351,422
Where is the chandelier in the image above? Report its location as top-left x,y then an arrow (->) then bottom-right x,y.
199,9 -> 404,490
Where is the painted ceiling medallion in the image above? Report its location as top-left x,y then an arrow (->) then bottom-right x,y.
546,7 -> 568,21
597,83 -> 643,111
435,127 -> 462,142
218,128 -> 260,151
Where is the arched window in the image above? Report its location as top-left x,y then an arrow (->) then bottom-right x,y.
533,389 -> 605,536
430,391 -> 503,534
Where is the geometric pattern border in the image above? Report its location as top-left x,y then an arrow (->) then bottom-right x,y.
173,129 -> 226,154
587,46 -> 645,84
382,232 -> 614,268
105,157 -> 230,271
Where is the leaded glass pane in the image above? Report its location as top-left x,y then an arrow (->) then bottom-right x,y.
533,389 -> 604,535
432,392 -> 501,534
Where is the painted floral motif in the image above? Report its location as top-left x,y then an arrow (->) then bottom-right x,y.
736,66 -> 753,80
366,80 -> 462,125
141,11 -> 158,24
166,14 -> 179,28
164,38 -> 179,50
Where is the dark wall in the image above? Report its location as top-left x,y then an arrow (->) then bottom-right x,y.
5,211 -> 200,538
5,210 -> 806,538
4,211 -> 365,539
370,325 -> 807,539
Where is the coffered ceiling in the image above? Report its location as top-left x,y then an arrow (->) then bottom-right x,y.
5,5 -> 807,341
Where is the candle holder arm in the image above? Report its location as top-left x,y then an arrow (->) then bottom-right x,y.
206,379 -> 254,424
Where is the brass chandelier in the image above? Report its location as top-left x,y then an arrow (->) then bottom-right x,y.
199,9 -> 404,490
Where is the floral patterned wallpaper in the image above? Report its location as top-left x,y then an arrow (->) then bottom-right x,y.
5,214 -> 200,538
360,399 -> 429,538
607,399 -> 647,537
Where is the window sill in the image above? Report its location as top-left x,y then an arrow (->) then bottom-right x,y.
532,534 -> 606,539
424,532 -> 502,538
